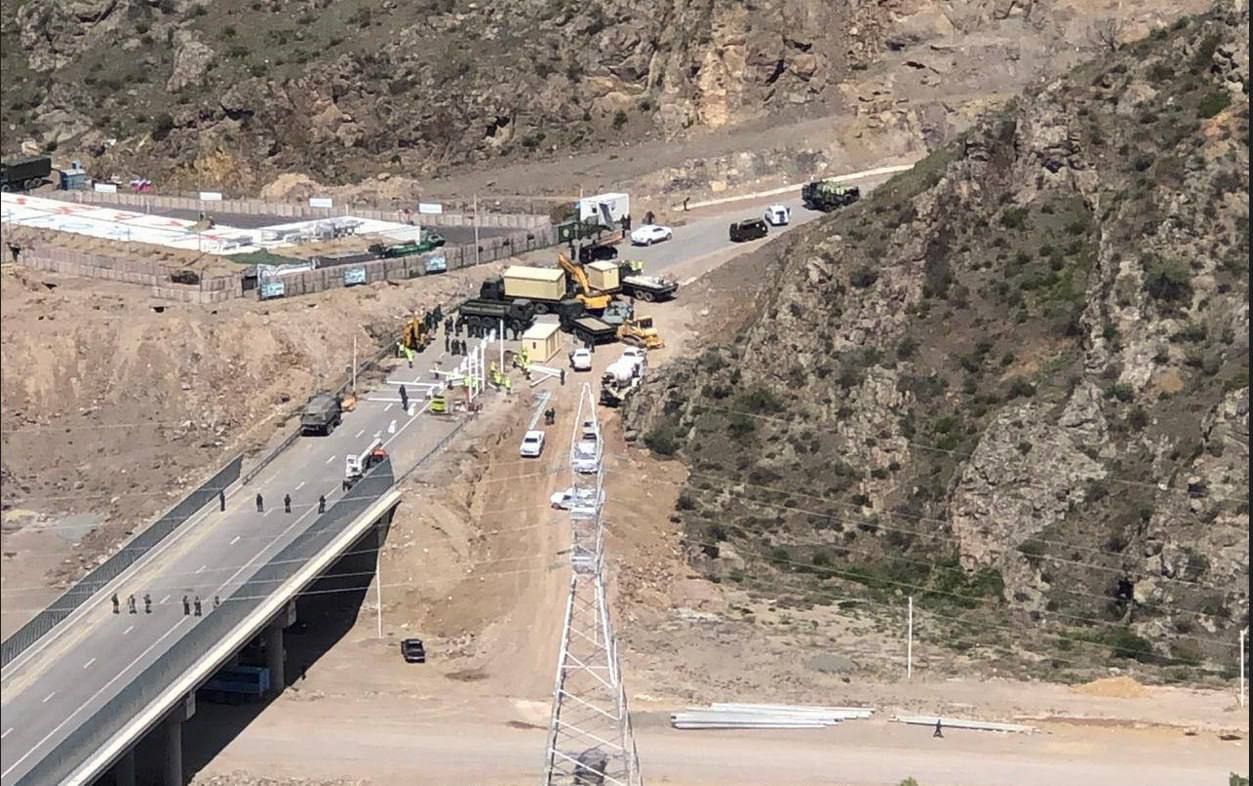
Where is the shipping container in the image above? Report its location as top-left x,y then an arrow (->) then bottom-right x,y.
521,322 -> 562,363
578,192 -> 630,227
585,261 -> 620,293
503,266 -> 566,302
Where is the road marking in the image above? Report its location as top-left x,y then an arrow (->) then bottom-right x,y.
387,419 -> 396,434
355,429 -> 365,438
196,565 -> 207,574
373,431 -> 382,440
263,510 -> 272,517
384,403 -> 393,412
82,658 -> 96,670
123,625 -> 134,635
0,728 -> 10,740
41,691 -> 56,703
160,595 -> 170,605
325,455 -> 336,464
295,481 -> 306,491
230,535 -> 241,545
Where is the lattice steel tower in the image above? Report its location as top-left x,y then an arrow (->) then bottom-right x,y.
542,383 -> 642,786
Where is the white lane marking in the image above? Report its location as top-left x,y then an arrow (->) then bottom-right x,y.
325,455 -> 336,464
82,658 -> 96,670
384,403 -> 394,412
295,481 -> 306,491
196,565 -> 207,574
380,399 -> 431,451
160,595 -> 170,605
373,431 -> 382,440
263,510 -> 272,517
387,419 -> 396,434
123,625 -> 134,635
0,728 -> 11,740
1,618 -> 193,779
230,535 -> 241,545
355,429 -> 365,438
41,691 -> 56,703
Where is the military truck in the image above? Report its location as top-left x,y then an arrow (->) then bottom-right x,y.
300,392 -> 342,436
456,296 -> 538,338
801,180 -> 861,212
0,156 -> 51,192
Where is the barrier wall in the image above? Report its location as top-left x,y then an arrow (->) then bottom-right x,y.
0,457 -> 243,669
54,190 -> 551,229
16,460 -> 397,786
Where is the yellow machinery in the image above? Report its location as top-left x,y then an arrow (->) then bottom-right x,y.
617,315 -> 664,350
401,318 -> 433,352
557,252 -> 612,311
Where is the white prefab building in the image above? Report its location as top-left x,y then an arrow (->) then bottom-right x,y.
578,192 -> 630,227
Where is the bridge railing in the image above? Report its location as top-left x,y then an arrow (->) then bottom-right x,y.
18,461 -> 396,786
1,457 -> 243,670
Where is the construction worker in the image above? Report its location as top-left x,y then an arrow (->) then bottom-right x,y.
112,593 -> 120,614
214,595 -> 221,608
933,719 -> 943,738
143,593 -> 152,614
683,196 -> 690,211
399,385 -> 409,411
504,376 -> 512,395
284,493 -> 292,514
318,495 -> 327,514
194,596 -> 203,617
444,334 -> 450,352
394,341 -> 403,359
256,493 -> 264,513
128,594 -> 136,614
219,489 -> 226,511
644,210 -> 655,225
182,595 -> 191,615
560,369 -> 566,386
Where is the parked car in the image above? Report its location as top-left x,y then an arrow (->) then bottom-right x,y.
550,486 -> 605,511
569,347 -> 593,371
764,204 -> 791,226
729,218 -> 768,242
519,430 -> 546,458
400,638 -> 426,663
629,224 -> 673,246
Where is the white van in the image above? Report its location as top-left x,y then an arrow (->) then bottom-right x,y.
764,204 -> 791,226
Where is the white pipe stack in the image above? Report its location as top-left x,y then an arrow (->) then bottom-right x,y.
671,703 -> 874,730
892,715 -> 1035,734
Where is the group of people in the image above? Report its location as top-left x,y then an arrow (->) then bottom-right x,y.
112,591 -> 220,617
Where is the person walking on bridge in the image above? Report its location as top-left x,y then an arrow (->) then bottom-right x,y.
182,595 -> 191,616
128,594 -> 137,614
284,493 -> 293,514
219,489 -> 226,512
399,385 -> 409,412
318,495 -> 327,514
143,593 -> 152,614
194,596 -> 202,617
256,493 -> 264,513
112,593 -> 120,614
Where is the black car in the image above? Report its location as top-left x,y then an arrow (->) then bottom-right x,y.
578,243 -> 619,263
401,638 -> 426,663
729,218 -> 769,243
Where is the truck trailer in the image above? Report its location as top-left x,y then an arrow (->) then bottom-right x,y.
456,297 -> 537,337
0,156 -> 52,192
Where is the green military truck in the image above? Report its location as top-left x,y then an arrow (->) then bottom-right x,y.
801,180 -> 861,212
300,392 -> 342,436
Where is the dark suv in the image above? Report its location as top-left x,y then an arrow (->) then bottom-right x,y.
400,638 -> 426,663
729,218 -> 768,242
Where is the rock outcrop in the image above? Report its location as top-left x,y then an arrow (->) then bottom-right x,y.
626,4 -> 1249,673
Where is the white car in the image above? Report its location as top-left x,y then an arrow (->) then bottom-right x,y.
569,348 -> 593,371
765,204 -> 791,226
629,224 -> 673,246
550,486 -> 604,511
620,346 -> 647,370
519,430 -> 546,458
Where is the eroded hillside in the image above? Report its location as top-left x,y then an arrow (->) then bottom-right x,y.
626,6 -> 1250,677
0,0 -> 1205,191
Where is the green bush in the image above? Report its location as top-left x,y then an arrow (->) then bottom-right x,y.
1198,91 -> 1232,119
612,110 -> 628,129
1000,206 -> 1029,230
1105,627 -> 1155,662
644,423 -> 681,456
850,266 -> 879,288
1143,256 -> 1193,304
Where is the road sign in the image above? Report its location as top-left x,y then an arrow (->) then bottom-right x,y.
259,281 -> 285,300
309,197 -> 333,208
418,202 -> 443,215
199,191 -> 223,201
343,267 -> 367,286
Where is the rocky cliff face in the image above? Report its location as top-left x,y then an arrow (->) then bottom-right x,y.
626,5 -> 1249,676
0,0 -> 1206,190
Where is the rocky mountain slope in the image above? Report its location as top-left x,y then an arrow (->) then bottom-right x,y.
625,5 -> 1249,678
1,0 -> 1204,192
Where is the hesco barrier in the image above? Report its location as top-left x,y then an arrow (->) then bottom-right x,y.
16,460 -> 397,786
0,456 -> 243,670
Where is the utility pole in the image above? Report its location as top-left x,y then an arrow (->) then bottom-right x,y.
907,596 -> 913,681
473,194 -> 481,267
542,383 -> 641,786
375,543 -> 384,639
1241,627 -> 1248,709
352,334 -> 358,395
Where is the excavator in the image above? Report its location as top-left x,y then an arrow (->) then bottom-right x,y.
617,315 -> 664,350
557,252 -> 613,312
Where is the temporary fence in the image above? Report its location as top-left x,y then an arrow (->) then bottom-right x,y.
671,704 -> 875,730
3,239 -> 242,304
0,457 -> 243,670
53,190 -> 550,229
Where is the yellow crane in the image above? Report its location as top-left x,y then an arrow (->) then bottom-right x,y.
557,252 -> 613,311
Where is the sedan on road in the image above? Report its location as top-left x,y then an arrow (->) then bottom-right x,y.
519,430 -> 546,458
629,224 -> 673,246
569,348 -> 593,371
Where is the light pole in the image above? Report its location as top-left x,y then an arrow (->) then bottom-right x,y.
1241,627 -> 1248,708
907,596 -> 914,681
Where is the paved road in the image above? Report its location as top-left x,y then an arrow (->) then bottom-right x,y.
0,337 -> 466,786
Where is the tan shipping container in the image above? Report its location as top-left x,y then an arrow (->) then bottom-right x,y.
585,261 -> 620,292
503,266 -> 566,301
521,322 -> 562,363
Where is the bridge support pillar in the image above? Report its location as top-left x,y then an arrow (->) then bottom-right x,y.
265,617 -> 286,694
163,716 -> 183,786
116,747 -> 136,786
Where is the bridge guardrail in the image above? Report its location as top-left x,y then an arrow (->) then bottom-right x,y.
1,457 -> 243,670
18,460 -> 396,786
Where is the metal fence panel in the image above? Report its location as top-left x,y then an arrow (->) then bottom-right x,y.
15,460 -> 396,786
0,457 -> 243,669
